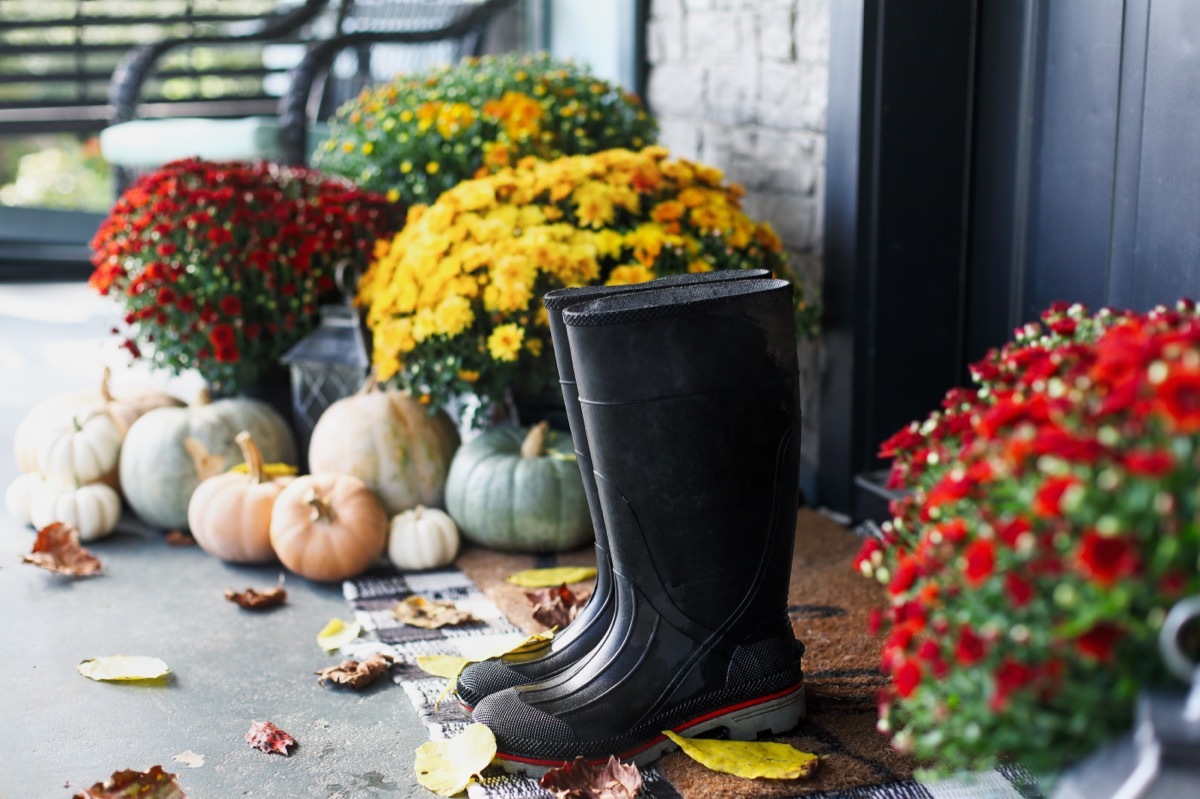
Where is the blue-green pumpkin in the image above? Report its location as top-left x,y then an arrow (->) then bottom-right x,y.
444,421 -> 592,553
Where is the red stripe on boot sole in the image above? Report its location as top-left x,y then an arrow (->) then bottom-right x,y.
493,680 -> 805,768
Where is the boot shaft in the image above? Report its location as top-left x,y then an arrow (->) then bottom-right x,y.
563,279 -> 800,639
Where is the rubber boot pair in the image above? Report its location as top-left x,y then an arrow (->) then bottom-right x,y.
458,271 -> 806,771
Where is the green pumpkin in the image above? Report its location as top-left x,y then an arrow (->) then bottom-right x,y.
119,390 -> 298,530
444,422 -> 592,553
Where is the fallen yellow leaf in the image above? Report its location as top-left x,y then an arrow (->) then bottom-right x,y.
317,618 -> 362,652
417,655 -> 472,680
662,730 -> 819,779
417,631 -> 557,708
77,655 -> 170,682
506,566 -> 597,588
414,723 -> 497,796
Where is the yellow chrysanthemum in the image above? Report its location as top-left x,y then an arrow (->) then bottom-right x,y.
572,182 -> 616,229
606,265 -> 656,286
434,294 -> 474,338
688,260 -> 715,273
487,323 -> 524,362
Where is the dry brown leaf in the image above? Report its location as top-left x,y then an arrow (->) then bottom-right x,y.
22,523 -> 101,577
245,720 -> 296,756
526,584 -> 590,630
164,530 -> 195,547
391,595 -> 477,629
225,585 -> 287,610
539,755 -> 643,799
316,652 -> 395,689
72,765 -> 187,798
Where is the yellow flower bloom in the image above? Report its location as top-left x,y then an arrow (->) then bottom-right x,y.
487,323 -> 524,362
688,260 -> 715,273
526,337 -> 543,357
434,294 -> 474,337
401,161 -> 413,174
427,161 -> 441,174
458,369 -> 480,383
386,188 -> 400,203
572,181 -> 616,229
362,142 -> 375,155
606,265 -> 656,286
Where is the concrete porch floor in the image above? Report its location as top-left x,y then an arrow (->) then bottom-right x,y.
0,283 -> 430,797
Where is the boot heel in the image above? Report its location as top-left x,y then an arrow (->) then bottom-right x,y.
679,682 -> 806,741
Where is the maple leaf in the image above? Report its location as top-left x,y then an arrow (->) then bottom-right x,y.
391,595 -> 477,629
526,584 -> 590,630
72,765 -> 187,798
225,585 -> 287,610
245,721 -> 296,756
22,523 -> 101,577
539,756 -> 643,799
316,653 -> 395,689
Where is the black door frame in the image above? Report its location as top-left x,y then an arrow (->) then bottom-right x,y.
820,0 -> 979,518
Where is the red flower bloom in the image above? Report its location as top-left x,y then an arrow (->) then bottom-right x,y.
219,296 -> 242,316
1033,475 -> 1079,517
990,659 -> 1037,711
892,659 -> 922,698
1077,531 -> 1138,587
963,538 -> 995,586
955,626 -> 986,666
209,323 -> 236,347
1156,368 -> 1200,432
1076,623 -> 1123,661
1004,574 -> 1034,607
1122,449 -> 1174,476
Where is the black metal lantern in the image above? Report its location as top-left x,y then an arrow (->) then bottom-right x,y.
280,290 -> 370,456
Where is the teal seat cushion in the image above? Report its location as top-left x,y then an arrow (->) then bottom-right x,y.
99,116 -> 331,168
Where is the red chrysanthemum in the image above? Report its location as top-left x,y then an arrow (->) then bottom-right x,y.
1077,531 -> 1138,587
963,539 -> 995,587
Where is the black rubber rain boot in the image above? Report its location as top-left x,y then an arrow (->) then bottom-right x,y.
455,269 -> 770,710
472,278 -> 805,771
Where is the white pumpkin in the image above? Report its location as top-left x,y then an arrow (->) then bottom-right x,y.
14,367 -> 182,473
119,390 -> 297,530
29,482 -> 122,542
35,410 -> 124,488
5,472 -> 50,526
387,505 -> 460,571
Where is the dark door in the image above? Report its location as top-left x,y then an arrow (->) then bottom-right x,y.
822,0 -> 1200,518
968,0 -> 1200,363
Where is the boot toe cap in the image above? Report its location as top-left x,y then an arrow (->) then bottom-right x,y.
471,687 -> 577,744
456,659 -> 527,709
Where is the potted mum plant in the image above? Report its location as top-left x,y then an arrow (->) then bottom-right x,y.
857,299 -> 1200,776
356,146 -> 820,426
312,51 -> 658,207
89,159 -> 403,395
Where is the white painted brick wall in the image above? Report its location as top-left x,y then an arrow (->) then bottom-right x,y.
645,0 -> 830,470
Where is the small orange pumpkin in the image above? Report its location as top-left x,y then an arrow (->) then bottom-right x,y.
187,431 -> 293,563
268,473 -> 388,581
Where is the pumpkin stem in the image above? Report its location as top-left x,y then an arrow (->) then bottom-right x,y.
304,487 -> 336,523
100,366 -> 114,403
183,436 -> 227,481
234,431 -> 265,484
357,367 -> 379,396
195,387 -> 212,407
520,421 -> 550,459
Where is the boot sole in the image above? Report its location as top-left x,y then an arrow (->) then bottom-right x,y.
489,681 -> 805,776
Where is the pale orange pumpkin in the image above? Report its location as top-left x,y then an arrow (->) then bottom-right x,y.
187,431 -> 293,563
268,473 -> 388,581
307,375 -> 459,516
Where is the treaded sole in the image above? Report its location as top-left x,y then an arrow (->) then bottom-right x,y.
489,681 -> 806,776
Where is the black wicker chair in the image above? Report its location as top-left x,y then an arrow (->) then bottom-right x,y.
102,0 -> 518,192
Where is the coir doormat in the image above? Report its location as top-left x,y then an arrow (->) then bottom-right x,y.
342,509 -> 1041,799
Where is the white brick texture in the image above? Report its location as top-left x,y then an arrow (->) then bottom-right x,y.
645,0 -> 831,464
